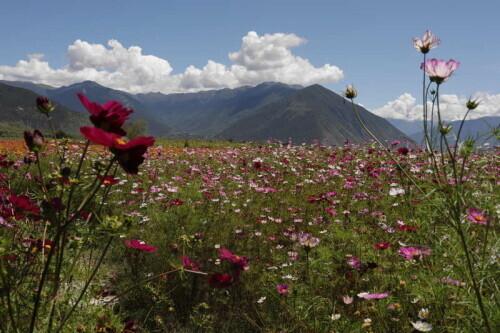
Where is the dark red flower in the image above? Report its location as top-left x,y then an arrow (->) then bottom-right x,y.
397,147 -> 409,155
374,242 -> 391,250
36,96 -> 55,115
99,175 -> 119,186
80,126 -> 155,174
78,93 -> 132,136
124,239 -> 157,253
208,273 -> 234,288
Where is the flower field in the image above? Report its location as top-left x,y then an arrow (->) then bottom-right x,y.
0,30 -> 498,332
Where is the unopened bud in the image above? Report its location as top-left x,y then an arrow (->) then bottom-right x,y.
24,130 -> 45,152
459,138 -> 475,157
344,85 -> 357,99
36,96 -> 55,115
466,98 -> 479,110
439,124 -> 452,135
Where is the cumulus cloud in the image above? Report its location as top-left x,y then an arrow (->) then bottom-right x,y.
0,32 -> 343,93
374,92 -> 500,121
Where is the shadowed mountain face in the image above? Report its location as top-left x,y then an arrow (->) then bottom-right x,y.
220,84 -> 408,145
0,83 -> 88,136
0,80 -> 409,145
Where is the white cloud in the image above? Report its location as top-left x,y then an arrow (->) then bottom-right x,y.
374,92 -> 500,121
0,32 -> 343,93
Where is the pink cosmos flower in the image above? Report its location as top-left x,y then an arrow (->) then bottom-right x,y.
276,284 -> 289,295
421,59 -> 460,84
124,239 -> 157,253
357,292 -> 389,300
441,276 -> 466,287
346,255 -> 361,270
298,232 -> 320,249
466,208 -> 488,225
399,246 -> 431,260
413,30 -> 440,54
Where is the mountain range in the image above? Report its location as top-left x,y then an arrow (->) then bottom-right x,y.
3,79 -> 489,146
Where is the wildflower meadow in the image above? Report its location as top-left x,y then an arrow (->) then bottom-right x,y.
0,31 -> 498,333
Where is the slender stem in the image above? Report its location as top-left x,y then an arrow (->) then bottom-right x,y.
55,237 -> 114,332
454,211 -> 492,333
65,141 -> 90,219
350,99 -> 425,194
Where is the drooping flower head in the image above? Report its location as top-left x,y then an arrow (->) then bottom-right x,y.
80,126 -> 155,174
421,59 -> 460,84
24,130 -> 45,152
413,30 -> 440,54
78,93 -> 133,136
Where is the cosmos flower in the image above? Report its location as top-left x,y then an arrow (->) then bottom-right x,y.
124,239 -> 157,253
466,208 -> 488,225
411,321 -> 433,332
276,284 -> 289,295
298,232 -> 320,249
346,255 -> 361,270
373,242 -> 391,250
420,59 -> 460,84
357,292 -> 389,300
208,273 -> 234,288
399,246 -> 431,260
78,93 -> 133,136
80,126 -> 155,174
218,248 -> 249,272
413,30 -> 440,54
181,255 -> 200,271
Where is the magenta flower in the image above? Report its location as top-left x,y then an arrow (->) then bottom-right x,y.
413,30 -> 440,54
466,208 -> 488,225
276,284 -> 289,295
346,255 -> 361,270
399,246 -> 431,260
124,239 -> 157,253
181,255 -> 200,271
218,248 -> 249,272
357,292 -> 389,300
421,58 -> 460,84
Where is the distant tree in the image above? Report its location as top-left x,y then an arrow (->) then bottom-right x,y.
124,119 -> 148,139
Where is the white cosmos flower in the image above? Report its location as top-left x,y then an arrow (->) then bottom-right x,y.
411,321 -> 433,332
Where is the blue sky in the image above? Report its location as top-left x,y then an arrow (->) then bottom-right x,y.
1,0 -> 499,115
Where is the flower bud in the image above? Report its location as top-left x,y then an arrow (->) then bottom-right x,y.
24,130 -> 45,152
459,138 -> 475,157
466,98 -> 480,110
439,124 -> 452,135
344,85 -> 357,99
36,96 -> 55,115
